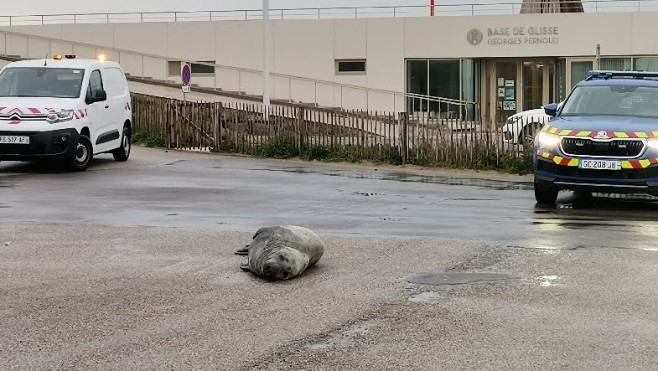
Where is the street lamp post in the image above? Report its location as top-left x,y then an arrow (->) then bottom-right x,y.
263,0 -> 271,121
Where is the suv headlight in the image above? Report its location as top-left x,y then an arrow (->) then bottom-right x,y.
536,131 -> 561,148
46,110 -> 74,124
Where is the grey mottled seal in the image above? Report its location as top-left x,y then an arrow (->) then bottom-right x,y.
235,225 -> 325,281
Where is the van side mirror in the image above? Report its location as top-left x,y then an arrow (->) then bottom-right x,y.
544,103 -> 559,117
87,89 -> 107,104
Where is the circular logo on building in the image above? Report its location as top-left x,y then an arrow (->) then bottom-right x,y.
467,29 -> 484,46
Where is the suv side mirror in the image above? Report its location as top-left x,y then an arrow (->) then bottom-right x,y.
544,103 -> 559,117
87,89 -> 107,104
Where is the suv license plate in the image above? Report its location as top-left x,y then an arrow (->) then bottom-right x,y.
0,135 -> 30,144
579,159 -> 621,170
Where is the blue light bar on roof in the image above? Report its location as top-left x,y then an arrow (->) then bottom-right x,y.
587,70 -> 658,80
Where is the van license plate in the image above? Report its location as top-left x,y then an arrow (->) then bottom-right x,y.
579,159 -> 621,170
0,135 -> 30,144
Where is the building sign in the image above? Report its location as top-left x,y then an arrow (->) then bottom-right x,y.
467,26 -> 559,46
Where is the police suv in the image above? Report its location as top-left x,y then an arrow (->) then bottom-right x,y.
533,70 -> 658,204
0,54 -> 132,171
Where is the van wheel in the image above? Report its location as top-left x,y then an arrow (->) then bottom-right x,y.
112,127 -> 131,162
67,135 -> 93,172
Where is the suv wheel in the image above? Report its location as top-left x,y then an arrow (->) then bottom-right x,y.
534,178 -> 559,205
112,126 -> 131,162
67,135 -> 93,172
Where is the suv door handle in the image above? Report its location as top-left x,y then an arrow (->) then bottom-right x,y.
105,105 -> 109,109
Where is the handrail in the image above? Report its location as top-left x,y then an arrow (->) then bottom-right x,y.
0,29 -> 477,108
1,0 -> 657,26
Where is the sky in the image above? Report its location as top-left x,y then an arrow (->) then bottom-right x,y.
6,0 -> 520,16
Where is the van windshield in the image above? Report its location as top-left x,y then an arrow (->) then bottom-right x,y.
0,67 -> 85,98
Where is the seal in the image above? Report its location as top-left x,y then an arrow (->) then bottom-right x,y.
235,225 -> 325,281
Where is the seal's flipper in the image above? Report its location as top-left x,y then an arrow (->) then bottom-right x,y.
240,263 -> 251,272
235,244 -> 250,255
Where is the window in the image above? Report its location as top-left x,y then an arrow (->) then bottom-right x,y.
571,61 -> 593,87
88,70 -> 104,98
335,60 -> 366,74
168,61 -> 215,76
555,59 -> 567,102
406,59 -> 479,120
634,57 -> 658,72
600,58 -> 632,71
191,62 -> 215,74
407,60 -> 428,112
429,60 -> 460,116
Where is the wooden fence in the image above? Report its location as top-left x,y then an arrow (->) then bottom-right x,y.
130,93 -> 543,170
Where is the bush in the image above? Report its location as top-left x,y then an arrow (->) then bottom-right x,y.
213,135 -> 237,152
471,150 -> 533,175
132,131 -> 165,148
254,135 -> 300,159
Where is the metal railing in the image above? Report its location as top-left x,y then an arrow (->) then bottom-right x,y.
1,0 -> 658,26
0,29 -> 477,116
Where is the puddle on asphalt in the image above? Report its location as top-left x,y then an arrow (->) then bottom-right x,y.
533,191 -> 658,227
252,167 -> 533,191
405,272 -> 517,286
532,221 -> 631,229
538,275 -> 560,287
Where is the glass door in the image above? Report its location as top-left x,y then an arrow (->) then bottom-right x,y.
494,61 -> 518,124
522,61 -> 544,111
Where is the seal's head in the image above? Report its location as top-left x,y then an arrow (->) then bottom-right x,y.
259,246 -> 307,281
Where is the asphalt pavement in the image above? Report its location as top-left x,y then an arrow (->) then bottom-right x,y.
1,147 -> 656,370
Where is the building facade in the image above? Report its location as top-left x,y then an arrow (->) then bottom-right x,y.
1,10 -> 657,126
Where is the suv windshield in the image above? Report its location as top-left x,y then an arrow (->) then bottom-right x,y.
560,84 -> 658,118
0,67 -> 85,98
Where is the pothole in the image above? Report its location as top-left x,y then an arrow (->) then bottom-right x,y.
405,272 -> 517,286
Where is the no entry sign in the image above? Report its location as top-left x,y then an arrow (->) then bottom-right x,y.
181,63 -> 191,85
181,62 -> 191,92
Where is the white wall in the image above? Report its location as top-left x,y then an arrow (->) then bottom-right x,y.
1,11 -> 658,112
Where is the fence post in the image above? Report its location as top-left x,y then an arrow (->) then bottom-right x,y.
296,106 -> 306,151
213,102 -> 223,151
400,112 -> 409,165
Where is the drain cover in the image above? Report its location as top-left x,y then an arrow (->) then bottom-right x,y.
406,272 -> 516,286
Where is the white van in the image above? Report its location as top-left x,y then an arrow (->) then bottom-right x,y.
0,54 -> 132,171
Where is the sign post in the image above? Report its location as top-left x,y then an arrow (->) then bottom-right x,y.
181,62 -> 191,122
263,0 -> 271,121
